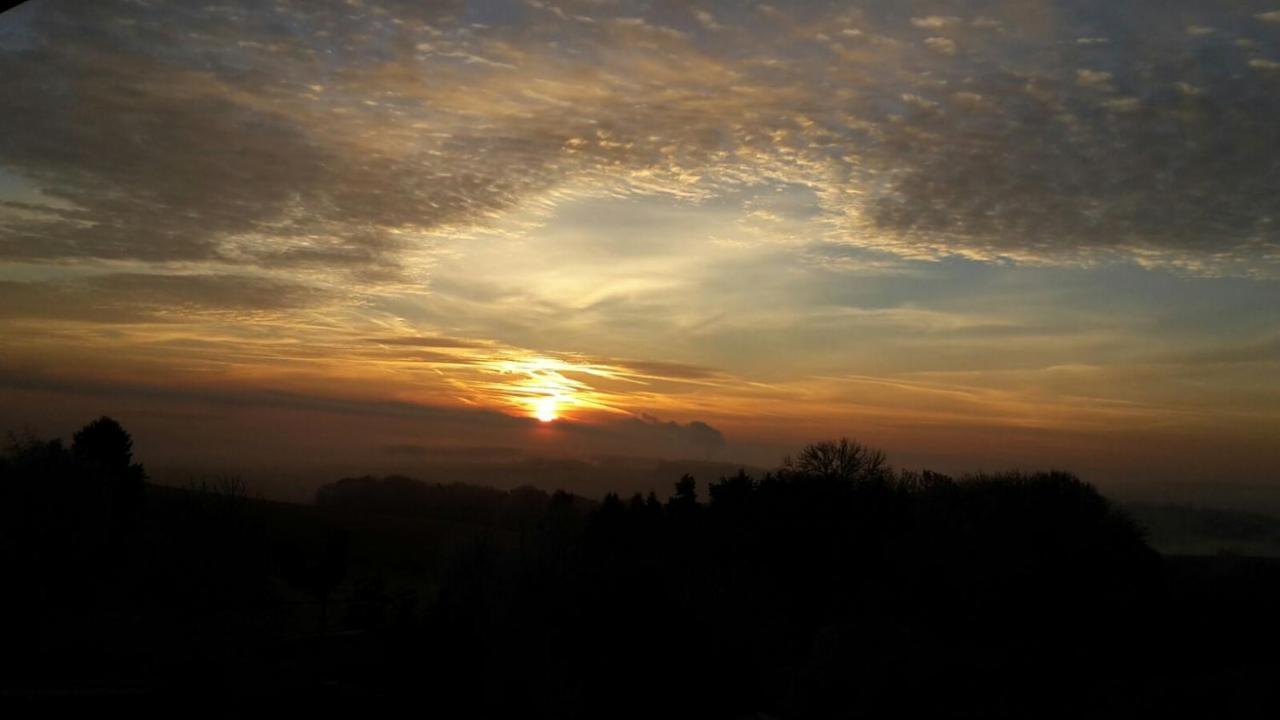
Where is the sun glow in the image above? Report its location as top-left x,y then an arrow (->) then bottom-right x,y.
471,355 -> 634,422
533,395 -> 560,422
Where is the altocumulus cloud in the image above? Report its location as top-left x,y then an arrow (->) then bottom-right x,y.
2,0 -> 1279,293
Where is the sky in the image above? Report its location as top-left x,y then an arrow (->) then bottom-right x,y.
1,0 -> 1279,502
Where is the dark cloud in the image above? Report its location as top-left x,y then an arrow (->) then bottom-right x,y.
0,273 -> 324,322
381,443 -> 528,460
367,335 -> 493,349
611,359 -> 725,381
3,0 -> 1279,286
843,1 -> 1280,268
593,413 -> 727,453
0,0 -> 561,278
1163,335 -> 1280,366
0,366 -> 728,461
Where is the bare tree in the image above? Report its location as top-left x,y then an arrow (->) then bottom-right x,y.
784,437 -> 888,482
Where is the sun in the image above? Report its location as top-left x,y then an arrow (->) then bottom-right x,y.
533,396 -> 559,423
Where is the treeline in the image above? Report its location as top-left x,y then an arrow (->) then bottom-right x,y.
417,441 -> 1165,717
316,474 -> 594,528
4,420 -> 1280,716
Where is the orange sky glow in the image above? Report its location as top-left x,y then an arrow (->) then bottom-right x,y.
2,0 -> 1279,504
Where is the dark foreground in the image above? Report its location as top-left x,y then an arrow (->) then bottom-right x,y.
3,420 -> 1279,717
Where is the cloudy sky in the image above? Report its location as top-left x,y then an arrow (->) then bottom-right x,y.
2,0 -> 1279,498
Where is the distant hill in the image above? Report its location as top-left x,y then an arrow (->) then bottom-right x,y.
315,474 -> 596,527
151,455 -> 762,504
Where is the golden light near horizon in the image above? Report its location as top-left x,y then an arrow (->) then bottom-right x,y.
533,395 -> 560,423
470,355 -> 635,423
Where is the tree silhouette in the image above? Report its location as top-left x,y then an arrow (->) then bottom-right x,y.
71,416 -> 146,529
784,437 -> 887,482
71,416 -> 136,473
670,473 -> 698,506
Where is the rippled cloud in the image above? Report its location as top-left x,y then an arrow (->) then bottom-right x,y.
2,0 -> 1278,283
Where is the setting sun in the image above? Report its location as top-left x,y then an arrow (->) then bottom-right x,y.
533,396 -> 559,423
